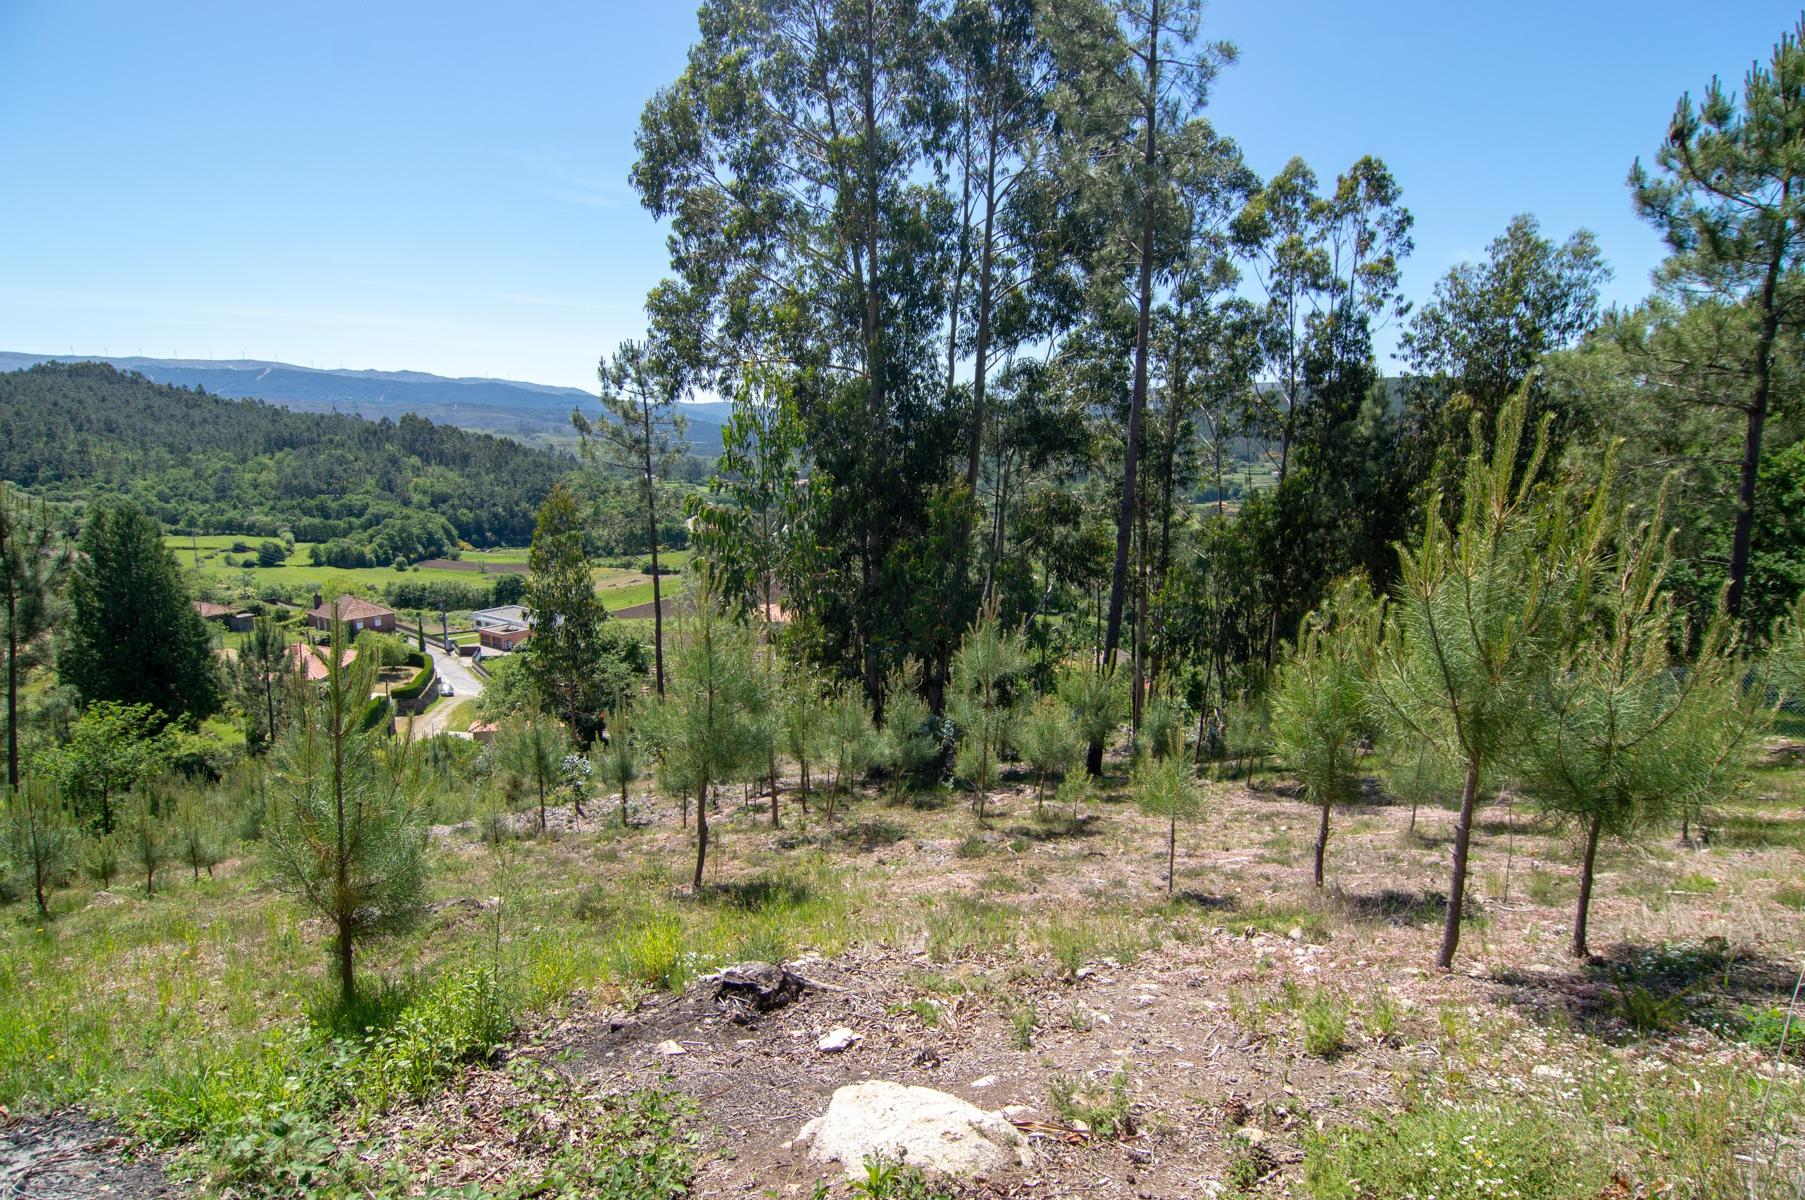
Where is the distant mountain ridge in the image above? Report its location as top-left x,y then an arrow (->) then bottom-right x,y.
0,352 -> 725,451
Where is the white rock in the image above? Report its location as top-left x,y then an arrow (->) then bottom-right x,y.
818,1026 -> 862,1053
971,1075 -> 998,1088
796,1081 -> 1032,1180
656,1039 -> 686,1056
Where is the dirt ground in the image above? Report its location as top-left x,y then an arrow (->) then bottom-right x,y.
393,765 -> 1805,1198
0,1111 -> 175,1200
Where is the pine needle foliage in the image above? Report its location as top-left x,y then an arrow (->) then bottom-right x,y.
880,662 -> 942,797
1060,667 -> 1127,777
778,666 -> 829,817
1271,578 -> 1380,888
264,620 -> 430,1003
497,716 -> 571,834
1133,749 -> 1205,895
3,781 -> 75,916
642,570 -> 765,889
951,604 -> 1028,823
1015,694 -> 1081,812
598,718 -> 641,828
823,689 -> 880,822
1516,484 -> 1763,956
1369,389 -> 1607,970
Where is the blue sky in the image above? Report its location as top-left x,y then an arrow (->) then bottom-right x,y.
1,1 -> 1797,390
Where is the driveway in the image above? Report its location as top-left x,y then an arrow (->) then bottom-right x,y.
405,644 -> 486,738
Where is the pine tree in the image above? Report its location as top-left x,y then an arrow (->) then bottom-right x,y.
1015,694 -> 1080,812
1630,17 -> 1805,619
61,499 -> 221,722
598,718 -> 641,828
498,715 -> 570,834
778,668 -> 829,818
1517,487 -> 1762,957
880,666 -> 942,798
0,485 -> 70,790
823,690 -> 880,823
950,606 -> 1028,822
235,615 -> 292,754
1270,580 -> 1379,888
173,792 -> 230,881
264,620 -> 429,1003
1060,667 -> 1127,778
3,781 -> 75,916
1369,391 -> 1604,970
523,484 -> 611,746
1133,749 -> 1204,895
642,572 -> 764,890
126,790 -> 165,898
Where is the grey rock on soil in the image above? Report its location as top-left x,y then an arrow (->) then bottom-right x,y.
796,1081 -> 1031,1180
0,1111 -> 176,1199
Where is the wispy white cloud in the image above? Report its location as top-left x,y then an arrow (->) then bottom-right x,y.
511,144 -> 635,209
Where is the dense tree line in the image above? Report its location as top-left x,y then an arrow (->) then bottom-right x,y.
0,362 -> 574,551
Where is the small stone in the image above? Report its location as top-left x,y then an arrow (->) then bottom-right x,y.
971,1075 -> 998,1088
1075,966 -> 1095,980
1236,1125 -> 1264,1144
1070,1119 -> 1090,1133
817,1027 -> 861,1053
1287,927 -> 1303,941
656,1039 -> 686,1056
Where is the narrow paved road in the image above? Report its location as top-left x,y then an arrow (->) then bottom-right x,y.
406,644 -> 486,738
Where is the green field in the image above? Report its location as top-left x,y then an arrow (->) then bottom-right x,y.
170,536 -> 688,614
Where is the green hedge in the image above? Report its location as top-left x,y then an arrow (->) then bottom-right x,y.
357,696 -> 392,732
390,659 -> 437,703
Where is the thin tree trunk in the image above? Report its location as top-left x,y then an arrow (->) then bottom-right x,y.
1725,230 -> 1785,619
620,783 -> 629,828
337,915 -> 356,1003
332,622 -> 352,1002
1313,794 -> 1329,888
1436,760 -> 1481,971
1571,811 -> 1603,960
6,586 -> 18,791
1094,10 -> 1161,772
1167,810 -> 1176,895
966,125 -> 1000,494
693,771 -> 710,890
644,396 -> 666,697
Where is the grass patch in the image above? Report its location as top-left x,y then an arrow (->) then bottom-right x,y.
1303,1098 -> 1605,1200
1049,1065 -> 1134,1137
1298,986 -> 1350,1058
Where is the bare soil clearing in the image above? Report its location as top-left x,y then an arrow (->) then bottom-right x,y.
401,765 -> 1805,1197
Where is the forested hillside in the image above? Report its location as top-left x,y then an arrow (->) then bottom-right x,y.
0,361 -> 573,552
